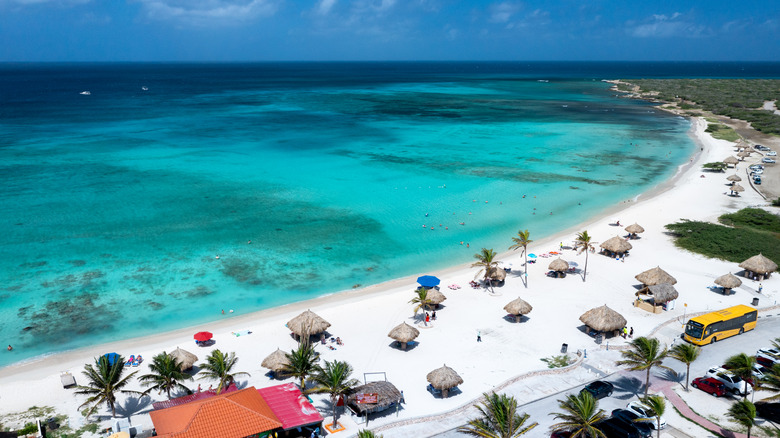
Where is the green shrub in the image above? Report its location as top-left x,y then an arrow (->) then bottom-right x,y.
17,422 -> 37,435
541,355 -> 574,368
720,208 -> 780,233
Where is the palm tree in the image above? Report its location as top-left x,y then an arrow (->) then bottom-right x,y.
726,399 -> 756,438
549,392 -> 606,438
616,337 -> 671,398
457,392 -> 537,437
724,353 -> 756,399
75,355 -> 141,417
573,231 -> 596,282
284,340 -> 319,392
669,343 -> 700,391
509,230 -> 532,288
197,349 -> 249,394
409,287 -> 434,315
758,363 -> 780,400
138,352 -> 193,399
311,360 -> 359,429
472,248 -> 500,284
639,395 -> 666,438
357,430 -> 382,438
771,337 -> 780,349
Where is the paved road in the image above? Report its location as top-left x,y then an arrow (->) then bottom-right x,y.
431,317 -> 780,437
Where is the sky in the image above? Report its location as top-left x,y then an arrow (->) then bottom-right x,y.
0,0 -> 779,62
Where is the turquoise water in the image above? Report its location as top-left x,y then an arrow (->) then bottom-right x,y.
0,63 -> 696,366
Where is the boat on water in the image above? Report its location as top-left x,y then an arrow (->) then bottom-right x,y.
141,86 -> 148,91
79,91 -> 91,95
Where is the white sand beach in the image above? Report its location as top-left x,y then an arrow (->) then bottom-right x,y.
1,117 -> 777,436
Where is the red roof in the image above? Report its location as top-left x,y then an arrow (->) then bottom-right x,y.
257,383 -> 324,430
150,387 -> 281,438
152,383 -> 239,410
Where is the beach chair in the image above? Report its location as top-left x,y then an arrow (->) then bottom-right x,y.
426,384 -> 442,396
60,372 -> 76,388
125,355 -> 135,367
132,355 -> 143,367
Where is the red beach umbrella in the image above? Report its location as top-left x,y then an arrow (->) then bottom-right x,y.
194,331 -> 213,342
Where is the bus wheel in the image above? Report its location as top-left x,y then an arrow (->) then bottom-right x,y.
711,337 -> 717,344
739,328 -> 744,335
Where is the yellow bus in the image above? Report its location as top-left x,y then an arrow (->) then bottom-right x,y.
683,305 -> 757,345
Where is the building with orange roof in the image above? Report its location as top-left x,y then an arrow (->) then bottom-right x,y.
149,387 -> 282,438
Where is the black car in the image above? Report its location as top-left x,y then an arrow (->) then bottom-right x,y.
580,380 -> 614,400
597,417 -> 641,438
756,402 -> 780,422
611,409 -> 653,437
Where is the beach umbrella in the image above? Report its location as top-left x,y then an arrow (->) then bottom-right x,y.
739,253 -> 778,275
426,364 -> 463,398
624,223 -> 645,235
417,275 -> 440,288
486,267 -> 507,282
388,322 -> 420,350
193,331 -> 213,342
503,297 -> 533,322
548,258 -> 569,272
635,266 -> 677,286
103,352 -> 121,366
426,289 -> 447,305
731,184 -> 745,193
726,174 -> 742,182
600,235 -> 633,254
286,309 -> 331,337
723,156 -> 739,165
642,283 -> 679,304
579,305 -> 627,336
527,253 -> 537,258
261,348 -> 291,372
714,272 -> 742,294
737,150 -> 751,159
169,347 -> 198,371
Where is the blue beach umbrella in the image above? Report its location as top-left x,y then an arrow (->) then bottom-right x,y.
417,275 -> 440,288
103,352 -> 120,366
527,254 -> 537,259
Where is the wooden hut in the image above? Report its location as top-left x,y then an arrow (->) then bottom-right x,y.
503,297 -> 533,322
635,283 -> 679,314
579,305 -> 627,337
387,322 -> 420,350
739,253 -> 778,280
346,381 -> 403,420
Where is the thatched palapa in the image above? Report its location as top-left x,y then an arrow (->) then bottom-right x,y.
739,253 -> 778,277
548,258 -> 569,272
261,348 -> 290,373
579,305 -> 626,335
714,273 -> 742,290
388,322 -> 420,349
169,347 -> 198,371
287,309 -> 331,337
638,283 -> 679,304
726,174 -> 742,182
427,364 -> 463,398
731,184 -> 745,193
426,289 -> 447,305
486,267 -> 507,282
737,150 -> 751,158
723,156 -> 739,165
504,297 -> 532,322
600,235 -> 633,254
346,381 -> 402,415
635,266 -> 677,286
624,223 -> 645,235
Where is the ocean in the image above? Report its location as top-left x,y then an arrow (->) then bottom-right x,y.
1,61 -> 777,367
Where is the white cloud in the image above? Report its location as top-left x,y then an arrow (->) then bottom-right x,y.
137,0 -> 278,25
629,12 -> 708,38
316,0 -> 336,16
489,1 -> 520,23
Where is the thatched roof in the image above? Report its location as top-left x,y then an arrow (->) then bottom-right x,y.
731,184 -> 745,192
504,297 -> 533,315
726,174 -> 742,182
169,347 -> 198,371
387,322 -> 420,343
426,289 -> 447,305
737,150 -> 751,158
261,348 -> 290,372
638,283 -> 679,304
739,254 -> 778,274
600,235 -> 633,253
635,266 -> 677,286
579,305 -> 627,332
286,309 -> 331,336
427,365 -> 463,390
487,267 -> 507,281
723,156 -> 739,164
625,223 -> 645,234
715,273 -> 742,289
346,381 -> 402,414
548,258 -> 569,272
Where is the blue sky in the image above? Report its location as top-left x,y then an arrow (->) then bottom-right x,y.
1,0 -> 778,61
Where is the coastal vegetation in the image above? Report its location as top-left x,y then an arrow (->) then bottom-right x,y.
573,231 -> 596,282
726,400 -> 756,438
669,343 -> 700,391
138,352 -> 193,399
616,79 -> 780,135
410,287 -> 435,314
640,395 -> 666,438
549,391 -> 606,437
311,360 -> 359,429
284,341 -> 319,391
457,392 -> 537,437
541,355 -> 574,369
724,353 -> 757,400
615,337 -> 670,398
509,230 -> 532,288
702,162 -> 727,171
704,118 -> 741,142
197,349 -> 249,394
74,355 -> 141,417
472,248 -> 500,283
665,208 -> 780,265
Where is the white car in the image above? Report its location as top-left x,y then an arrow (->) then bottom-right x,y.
749,164 -> 764,171
757,348 -> 780,366
626,401 -> 667,429
767,151 -> 777,156
752,168 -> 764,175
705,367 -> 752,395
762,157 -> 776,164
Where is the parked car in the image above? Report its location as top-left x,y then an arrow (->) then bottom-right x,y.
626,401 -> 667,429
705,367 -> 752,395
758,348 -> 780,362
749,164 -> 764,170
754,176 -> 762,185
767,150 -> 777,156
580,380 -> 615,400
611,409 -> 653,437
762,157 -> 777,164
756,402 -> 780,422
754,144 -> 768,151
691,377 -> 728,397
597,417 -> 642,438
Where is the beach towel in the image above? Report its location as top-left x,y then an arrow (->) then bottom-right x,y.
232,330 -> 252,337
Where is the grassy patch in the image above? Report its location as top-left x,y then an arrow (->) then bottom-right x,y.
705,122 -> 741,142
665,208 -> 780,265
540,354 -> 573,368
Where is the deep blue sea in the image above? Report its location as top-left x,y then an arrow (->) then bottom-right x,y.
2,62 -> 778,367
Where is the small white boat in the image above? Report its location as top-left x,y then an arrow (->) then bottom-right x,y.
141,86 -> 148,91
79,91 -> 91,95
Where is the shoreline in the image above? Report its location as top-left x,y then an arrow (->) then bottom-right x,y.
0,116 -> 704,378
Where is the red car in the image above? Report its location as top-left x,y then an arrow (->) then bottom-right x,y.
692,377 -> 727,397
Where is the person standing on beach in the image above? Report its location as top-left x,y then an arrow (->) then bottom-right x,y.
629,327 -> 634,338
477,331 -> 482,342
425,313 -> 430,326
432,311 -> 436,321
758,283 -> 763,293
